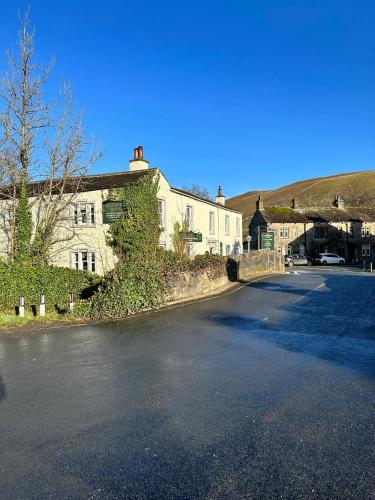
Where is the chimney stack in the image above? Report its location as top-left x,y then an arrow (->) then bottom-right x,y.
334,195 -> 344,210
292,198 -> 298,209
215,185 -> 225,206
129,145 -> 149,171
256,195 -> 264,211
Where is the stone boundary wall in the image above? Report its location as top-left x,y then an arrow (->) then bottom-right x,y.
166,250 -> 283,304
233,250 -> 284,280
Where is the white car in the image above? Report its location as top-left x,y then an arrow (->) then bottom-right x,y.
315,253 -> 345,265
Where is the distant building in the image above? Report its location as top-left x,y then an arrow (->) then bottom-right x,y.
0,147 -> 243,274
249,195 -> 375,261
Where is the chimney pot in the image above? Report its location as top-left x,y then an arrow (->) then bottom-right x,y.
256,195 -> 264,211
215,185 -> 225,206
129,145 -> 149,171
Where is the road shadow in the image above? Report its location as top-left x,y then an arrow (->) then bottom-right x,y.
208,273 -> 375,378
0,375 -> 7,403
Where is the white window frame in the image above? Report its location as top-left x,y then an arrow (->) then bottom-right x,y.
209,211 -> 215,234
71,250 -> 97,273
208,241 -> 217,255
279,227 -> 289,239
362,226 -> 371,238
186,205 -> 193,230
158,198 -> 166,228
225,244 -> 231,256
186,243 -> 193,258
236,217 -> 241,236
362,244 -> 371,257
225,215 -> 230,236
73,202 -> 95,226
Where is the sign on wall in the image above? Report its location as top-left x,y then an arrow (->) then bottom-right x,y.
261,232 -> 275,250
179,231 -> 203,242
102,201 -> 125,224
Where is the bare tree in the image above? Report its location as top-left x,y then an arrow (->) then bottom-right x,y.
0,10 -> 101,263
182,184 -> 212,201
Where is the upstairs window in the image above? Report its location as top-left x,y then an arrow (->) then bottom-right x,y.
186,205 -> 193,230
158,199 -> 166,227
314,226 -> 328,239
73,202 -> 95,225
279,227 -> 289,239
225,215 -> 230,235
361,226 -> 371,237
209,211 -> 215,234
236,217 -> 241,236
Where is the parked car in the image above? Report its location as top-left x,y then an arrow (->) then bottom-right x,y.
315,253 -> 345,265
285,254 -> 313,267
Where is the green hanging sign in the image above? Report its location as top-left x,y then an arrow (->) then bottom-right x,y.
102,201 -> 125,224
179,231 -> 203,242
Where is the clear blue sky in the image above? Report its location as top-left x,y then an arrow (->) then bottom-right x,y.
0,1 -> 374,197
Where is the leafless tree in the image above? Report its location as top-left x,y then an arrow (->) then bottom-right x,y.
0,10 -> 101,263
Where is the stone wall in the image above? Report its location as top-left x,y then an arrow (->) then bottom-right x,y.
233,250 -> 285,280
166,250 -> 283,304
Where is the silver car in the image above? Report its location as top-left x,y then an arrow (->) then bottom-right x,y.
315,253 -> 345,265
285,254 -> 312,267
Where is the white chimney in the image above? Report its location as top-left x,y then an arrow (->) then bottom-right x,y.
215,185 -> 225,206
129,145 -> 149,171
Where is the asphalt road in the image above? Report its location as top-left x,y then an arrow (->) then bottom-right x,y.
0,268 -> 374,499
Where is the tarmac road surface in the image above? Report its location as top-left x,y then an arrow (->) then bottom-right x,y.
0,268 -> 374,499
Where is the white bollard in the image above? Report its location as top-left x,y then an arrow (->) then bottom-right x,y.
69,292 -> 74,312
39,294 -> 46,317
19,296 -> 25,317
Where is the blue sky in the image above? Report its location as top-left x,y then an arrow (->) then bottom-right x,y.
0,1 -> 374,197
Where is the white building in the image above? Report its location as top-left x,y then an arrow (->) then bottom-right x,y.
0,146 -> 243,275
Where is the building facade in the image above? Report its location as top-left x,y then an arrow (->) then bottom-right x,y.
249,195 -> 375,262
0,147 -> 243,274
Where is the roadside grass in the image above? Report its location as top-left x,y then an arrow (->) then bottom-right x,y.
0,310 -> 70,329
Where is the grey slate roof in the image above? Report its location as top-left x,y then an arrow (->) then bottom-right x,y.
0,169 -> 156,199
260,207 -> 375,224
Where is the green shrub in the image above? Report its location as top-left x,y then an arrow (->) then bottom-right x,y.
0,262 -> 101,311
159,250 -> 227,275
87,260 -> 165,319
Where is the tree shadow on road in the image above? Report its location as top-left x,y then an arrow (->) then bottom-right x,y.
208,273 -> 375,378
0,375 -> 7,403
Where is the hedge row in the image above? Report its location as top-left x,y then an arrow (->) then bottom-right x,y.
0,262 -> 101,311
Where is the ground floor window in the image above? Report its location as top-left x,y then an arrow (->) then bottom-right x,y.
186,244 -> 193,258
71,251 -> 96,273
362,244 -> 371,257
208,242 -> 217,254
225,244 -> 231,256
287,245 -> 292,255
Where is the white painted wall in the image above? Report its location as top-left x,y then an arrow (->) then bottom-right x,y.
0,168 -> 243,275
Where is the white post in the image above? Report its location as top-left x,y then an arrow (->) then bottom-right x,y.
69,292 -> 74,312
40,294 -> 46,317
19,296 -> 25,318
246,235 -> 252,254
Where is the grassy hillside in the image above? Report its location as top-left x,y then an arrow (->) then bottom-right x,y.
227,170 -> 375,231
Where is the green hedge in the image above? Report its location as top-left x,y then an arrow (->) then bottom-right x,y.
159,250 -> 227,275
0,262 -> 101,311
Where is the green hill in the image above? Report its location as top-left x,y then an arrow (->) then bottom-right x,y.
226,170 -> 375,230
